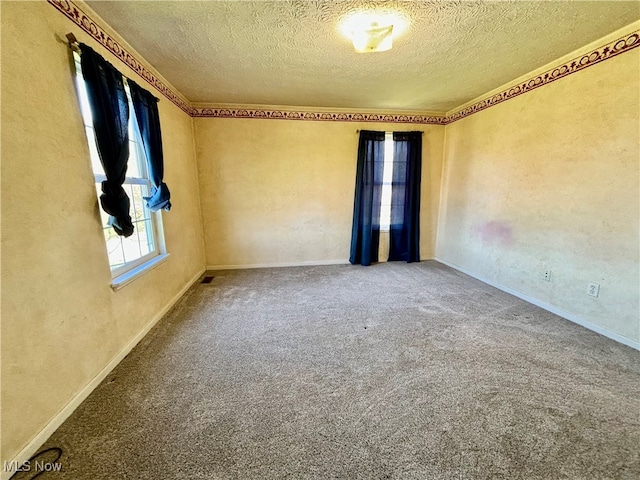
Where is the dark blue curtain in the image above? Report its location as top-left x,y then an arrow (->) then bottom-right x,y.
349,131 -> 385,266
79,44 -> 134,237
128,79 -> 172,212
388,132 -> 422,262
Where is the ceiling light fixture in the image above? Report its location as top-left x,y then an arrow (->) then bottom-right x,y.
339,10 -> 409,54
351,22 -> 394,53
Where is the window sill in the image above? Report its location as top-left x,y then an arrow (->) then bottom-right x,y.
111,253 -> 170,291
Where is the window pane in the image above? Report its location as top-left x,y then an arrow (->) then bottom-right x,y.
127,89 -> 148,179
390,185 -> 406,227
380,183 -> 392,206
136,220 -> 152,257
127,140 -> 142,177
74,59 -> 94,125
380,204 -> 391,230
123,230 -> 143,263
129,183 -> 153,221
95,183 -> 110,227
130,184 -> 144,221
379,133 -> 394,230
104,231 -> 125,269
85,126 -> 105,175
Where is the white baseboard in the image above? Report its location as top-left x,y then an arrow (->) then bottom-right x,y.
434,257 -> 639,351
206,259 -> 350,270
2,267 -> 206,480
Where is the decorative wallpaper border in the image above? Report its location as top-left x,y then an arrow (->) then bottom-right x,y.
447,30 -> 640,123
49,0 -> 639,125
191,108 -> 447,124
48,0 -> 194,116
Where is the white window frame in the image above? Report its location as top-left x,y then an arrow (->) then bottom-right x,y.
73,52 -> 168,289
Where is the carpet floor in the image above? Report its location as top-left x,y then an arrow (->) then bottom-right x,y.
33,261 -> 639,479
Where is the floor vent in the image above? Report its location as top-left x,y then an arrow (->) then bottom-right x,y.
201,276 -> 215,284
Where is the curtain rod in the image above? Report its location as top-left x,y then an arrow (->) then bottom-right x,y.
66,33 -> 161,102
66,32 -> 80,53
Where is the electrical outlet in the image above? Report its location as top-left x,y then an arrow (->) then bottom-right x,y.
543,270 -> 551,282
587,282 -> 600,297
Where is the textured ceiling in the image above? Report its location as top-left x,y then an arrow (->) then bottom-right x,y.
85,1 -> 640,112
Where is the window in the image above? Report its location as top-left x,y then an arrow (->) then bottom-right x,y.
350,129 -> 422,266
379,132 -> 394,231
73,52 -> 166,282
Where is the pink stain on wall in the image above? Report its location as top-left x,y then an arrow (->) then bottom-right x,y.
475,221 -> 514,246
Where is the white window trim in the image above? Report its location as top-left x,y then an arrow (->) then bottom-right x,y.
111,253 -> 170,291
94,174 -> 149,185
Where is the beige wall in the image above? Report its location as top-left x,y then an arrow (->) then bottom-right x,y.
1,1 -> 205,465
194,119 -> 444,268
436,49 -> 640,343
